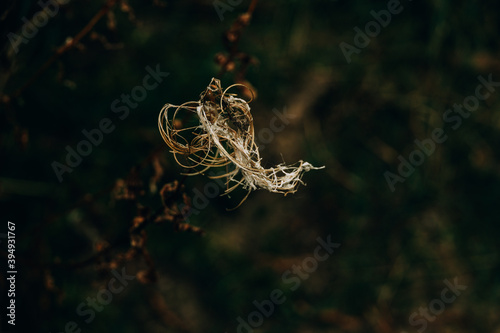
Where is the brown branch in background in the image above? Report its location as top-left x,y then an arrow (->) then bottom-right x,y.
247,0 -> 258,16
18,146 -> 162,272
46,173 -> 202,271
8,0 -> 118,101
0,146 -> 198,273
215,0 -> 259,99
0,0 -> 18,21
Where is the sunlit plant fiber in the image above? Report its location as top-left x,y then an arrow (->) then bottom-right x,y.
158,78 -> 324,206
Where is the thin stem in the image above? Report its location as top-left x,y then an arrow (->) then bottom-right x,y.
10,0 -> 117,100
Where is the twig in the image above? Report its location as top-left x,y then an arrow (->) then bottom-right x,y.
217,0 -> 258,78
9,0 -> 117,100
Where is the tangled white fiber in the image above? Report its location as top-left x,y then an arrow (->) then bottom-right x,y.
158,78 -> 324,207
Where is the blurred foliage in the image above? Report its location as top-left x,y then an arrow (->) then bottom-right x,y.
1,0 -> 500,332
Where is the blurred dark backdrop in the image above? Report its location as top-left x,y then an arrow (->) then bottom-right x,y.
1,0 -> 500,332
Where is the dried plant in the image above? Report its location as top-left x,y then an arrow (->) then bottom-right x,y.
158,78 -> 324,206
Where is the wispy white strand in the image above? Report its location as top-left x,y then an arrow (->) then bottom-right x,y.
158,78 -> 324,201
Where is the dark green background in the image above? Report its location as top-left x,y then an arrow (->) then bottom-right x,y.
1,0 -> 500,332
